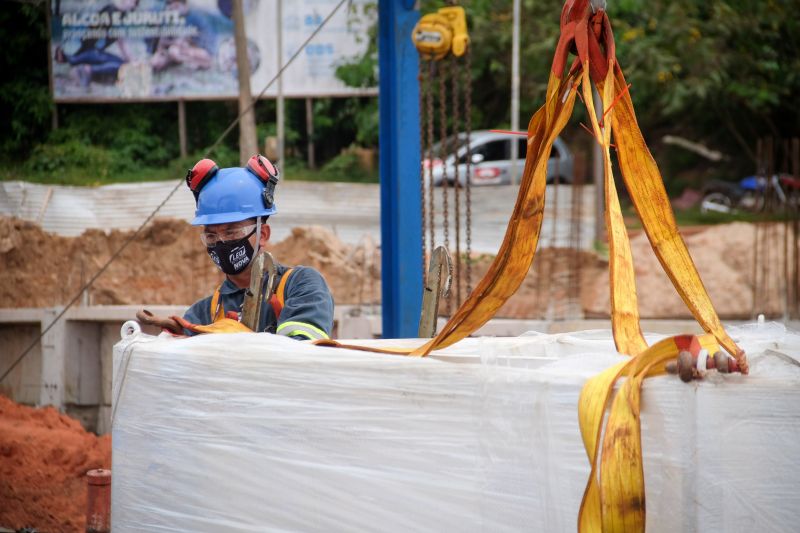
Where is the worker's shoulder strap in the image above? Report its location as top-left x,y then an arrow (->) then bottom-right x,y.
269,268 -> 295,320
208,268 -> 295,325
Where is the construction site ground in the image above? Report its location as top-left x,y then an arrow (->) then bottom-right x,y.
0,395 -> 110,532
0,196 -> 795,530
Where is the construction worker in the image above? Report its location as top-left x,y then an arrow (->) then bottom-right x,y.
181,155 -> 334,340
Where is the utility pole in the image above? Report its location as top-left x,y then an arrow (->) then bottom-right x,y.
510,0 -> 521,185
306,97 -> 316,169
232,0 -> 258,165
276,0 -> 285,166
177,100 -> 187,158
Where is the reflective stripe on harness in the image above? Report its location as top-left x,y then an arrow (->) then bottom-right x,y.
276,320 -> 329,340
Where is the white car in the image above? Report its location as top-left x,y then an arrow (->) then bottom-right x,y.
427,130 -> 574,186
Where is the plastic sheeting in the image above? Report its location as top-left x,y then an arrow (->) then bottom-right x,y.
111,324 -> 800,532
0,180 -> 592,251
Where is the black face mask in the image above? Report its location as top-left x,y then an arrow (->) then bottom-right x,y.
207,229 -> 256,276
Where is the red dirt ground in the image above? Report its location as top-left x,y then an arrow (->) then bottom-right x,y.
0,395 -> 111,532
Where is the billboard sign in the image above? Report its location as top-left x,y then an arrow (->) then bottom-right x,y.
50,0 -> 377,101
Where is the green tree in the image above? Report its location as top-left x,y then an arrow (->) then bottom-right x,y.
0,3 -> 52,160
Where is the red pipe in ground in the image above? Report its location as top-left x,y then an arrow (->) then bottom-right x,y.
86,468 -> 111,533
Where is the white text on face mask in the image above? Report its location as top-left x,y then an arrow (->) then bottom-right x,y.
230,247 -> 249,270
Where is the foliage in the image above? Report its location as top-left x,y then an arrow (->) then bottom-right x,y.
319,148 -> 378,182
329,1 -> 379,148
610,0 -> 800,170
0,3 -> 52,159
1,0 -> 798,187
335,1 -> 378,89
26,140 -> 117,178
459,0 -> 800,177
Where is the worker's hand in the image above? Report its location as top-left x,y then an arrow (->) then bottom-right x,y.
135,309 -> 184,335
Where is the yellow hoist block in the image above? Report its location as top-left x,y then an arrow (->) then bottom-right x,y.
412,6 -> 469,61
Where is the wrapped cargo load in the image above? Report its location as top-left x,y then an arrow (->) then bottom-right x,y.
111,324 -> 800,532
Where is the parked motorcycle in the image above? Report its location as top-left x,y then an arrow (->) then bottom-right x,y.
700,174 -> 800,214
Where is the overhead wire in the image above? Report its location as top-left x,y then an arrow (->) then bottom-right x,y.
0,0 -> 350,384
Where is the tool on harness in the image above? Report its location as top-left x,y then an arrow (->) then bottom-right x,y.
241,251 -> 277,331
412,5 -> 469,60
211,261 -> 295,332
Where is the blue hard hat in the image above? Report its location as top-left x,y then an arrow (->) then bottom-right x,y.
191,167 -> 277,226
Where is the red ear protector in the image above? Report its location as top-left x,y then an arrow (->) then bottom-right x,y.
246,154 -> 281,209
186,158 -> 219,202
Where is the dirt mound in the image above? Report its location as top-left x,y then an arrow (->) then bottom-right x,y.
0,217 -> 222,308
439,247 -> 606,320
267,226 -> 381,306
585,222 -> 793,318
0,394 -> 111,531
0,216 -> 384,310
1,215 -> 787,320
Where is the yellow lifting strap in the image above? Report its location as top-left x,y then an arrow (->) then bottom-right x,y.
321,0 -> 748,367
577,334 -> 721,532
316,3 -> 752,528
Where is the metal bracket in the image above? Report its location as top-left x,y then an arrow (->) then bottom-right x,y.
241,251 -> 278,331
418,246 -> 453,338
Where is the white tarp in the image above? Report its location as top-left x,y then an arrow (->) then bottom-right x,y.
111,323 -> 800,532
0,180 -> 379,245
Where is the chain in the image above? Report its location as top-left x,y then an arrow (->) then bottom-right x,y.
438,61 -> 451,313
419,59 -> 428,286
427,61 -> 436,270
415,3 -> 472,313
464,48 -> 473,296
451,56 -> 462,307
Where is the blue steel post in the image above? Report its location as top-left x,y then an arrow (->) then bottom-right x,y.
378,0 -> 422,338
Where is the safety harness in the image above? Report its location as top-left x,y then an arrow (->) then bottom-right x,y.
210,268 -> 295,326
200,267 -> 327,340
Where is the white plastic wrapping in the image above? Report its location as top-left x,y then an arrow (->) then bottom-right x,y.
111,324 -> 800,532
